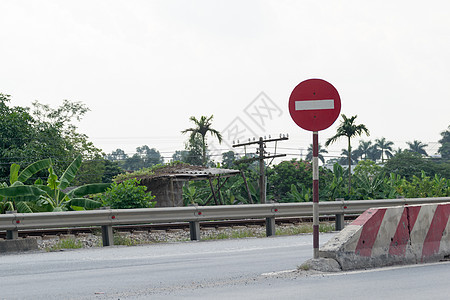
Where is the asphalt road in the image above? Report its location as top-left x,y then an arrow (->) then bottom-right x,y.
1,233 -> 449,299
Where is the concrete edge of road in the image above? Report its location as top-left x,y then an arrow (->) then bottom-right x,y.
0,239 -> 38,254
301,202 -> 450,272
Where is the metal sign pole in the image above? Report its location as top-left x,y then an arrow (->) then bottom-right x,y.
312,131 -> 319,259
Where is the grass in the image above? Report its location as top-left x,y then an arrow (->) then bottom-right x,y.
276,223 -> 335,236
202,223 -> 334,241
299,264 -> 310,271
44,223 -> 336,250
202,229 -> 265,240
46,238 -> 84,252
113,234 -> 141,246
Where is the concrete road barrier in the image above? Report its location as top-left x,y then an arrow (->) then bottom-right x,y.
316,203 -> 450,271
0,239 -> 38,254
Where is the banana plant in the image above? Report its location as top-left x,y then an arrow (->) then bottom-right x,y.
0,159 -> 52,213
286,184 -> 312,202
323,163 -> 347,200
34,155 -> 110,211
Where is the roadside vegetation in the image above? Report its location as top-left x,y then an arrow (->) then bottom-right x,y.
0,93 -> 449,213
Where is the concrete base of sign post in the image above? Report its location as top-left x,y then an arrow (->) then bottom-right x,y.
300,257 -> 341,272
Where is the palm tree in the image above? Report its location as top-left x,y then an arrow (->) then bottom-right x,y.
406,140 -> 428,156
181,115 -> 223,166
305,143 -> 328,164
357,140 -> 373,160
367,146 -> 381,161
325,114 -> 370,193
375,137 -> 394,163
339,149 -> 359,165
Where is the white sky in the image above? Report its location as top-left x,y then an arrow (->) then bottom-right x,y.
1,0 -> 449,163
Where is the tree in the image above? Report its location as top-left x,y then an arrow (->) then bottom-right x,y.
101,160 -> 123,183
339,149 -> 359,165
172,150 -> 190,163
122,154 -> 145,171
357,140 -> 373,160
266,159 -> 312,202
0,93 -> 36,181
325,114 -> 370,194
181,115 -> 223,166
106,149 -> 128,161
438,125 -> 450,161
30,99 -> 103,170
407,140 -> 428,156
305,143 -> 328,164
34,155 -> 109,211
0,155 -> 110,212
0,158 -> 52,213
383,151 -> 449,180
101,178 -> 155,209
136,145 -> 164,167
375,137 -> 394,163
222,151 -> 238,169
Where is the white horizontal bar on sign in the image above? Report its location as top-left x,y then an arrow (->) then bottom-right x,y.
295,99 -> 334,111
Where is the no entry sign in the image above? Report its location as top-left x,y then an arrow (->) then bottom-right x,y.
288,78 -> 341,259
288,79 -> 341,132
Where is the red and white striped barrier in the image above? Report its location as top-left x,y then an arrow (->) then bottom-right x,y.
320,203 -> 450,270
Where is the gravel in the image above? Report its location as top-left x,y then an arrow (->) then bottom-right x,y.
29,223 -> 316,251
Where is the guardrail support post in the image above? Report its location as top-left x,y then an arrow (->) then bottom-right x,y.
5,211 -> 18,240
101,225 -> 114,246
189,221 -> 200,241
335,214 -> 344,231
266,217 -> 276,236
335,198 -> 345,231
6,230 -> 18,240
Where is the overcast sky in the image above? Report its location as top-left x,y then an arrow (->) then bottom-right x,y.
1,0 -> 449,163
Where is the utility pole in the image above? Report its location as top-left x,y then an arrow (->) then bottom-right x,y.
233,136 -> 288,204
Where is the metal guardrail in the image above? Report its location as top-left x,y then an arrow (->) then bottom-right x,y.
1,197 -> 450,246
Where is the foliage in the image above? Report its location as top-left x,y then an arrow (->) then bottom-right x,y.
101,160 -> 123,183
339,149 -> 360,165
321,163 -> 347,201
0,155 -> 109,213
0,155 -> 109,212
383,151 -> 448,180
375,137 -> 394,162
266,159 -> 312,202
0,159 -> 52,213
305,143 -> 328,164
286,184 -> 312,202
181,115 -> 222,166
0,94 -> 103,184
353,172 -> 394,200
356,140 -> 375,160
353,160 -> 382,179
113,161 -> 189,182
325,114 -> 370,194
101,178 -> 156,209
106,146 -> 164,172
438,125 -> 450,161
35,155 -> 109,211
221,151 -> 238,169
182,174 -> 256,206
406,140 -> 428,156
396,172 -> 449,198
46,238 -> 84,251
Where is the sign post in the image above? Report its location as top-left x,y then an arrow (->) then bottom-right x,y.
288,78 -> 341,258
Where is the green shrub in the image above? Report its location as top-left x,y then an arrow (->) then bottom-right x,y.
46,238 -> 83,251
101,178 -> 156,209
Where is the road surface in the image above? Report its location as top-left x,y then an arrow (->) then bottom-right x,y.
1,233 -> 449,299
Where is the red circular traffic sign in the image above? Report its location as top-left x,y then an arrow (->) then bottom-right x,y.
288,79 -> 341,131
